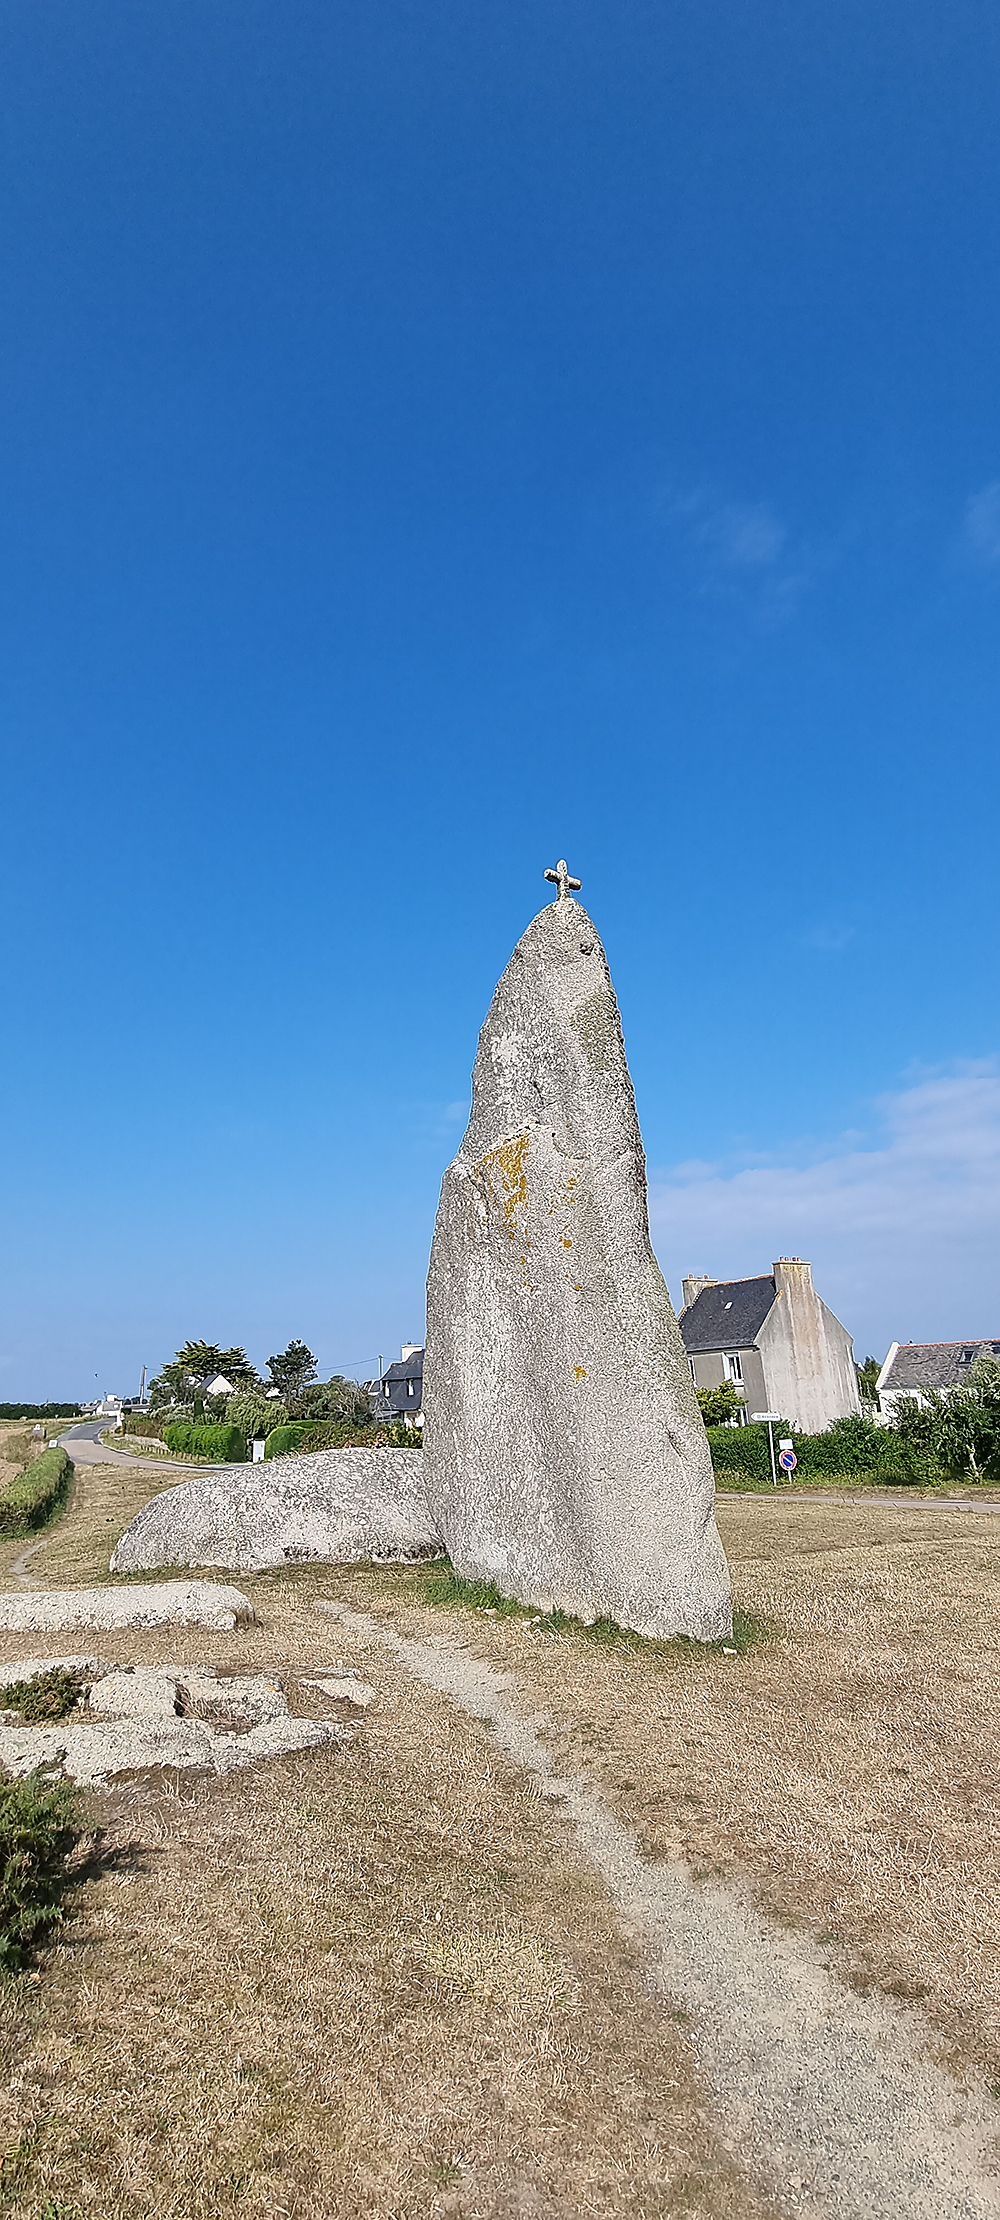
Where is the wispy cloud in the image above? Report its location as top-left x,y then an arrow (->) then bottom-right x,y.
801,922 -> 856,955
650,1063 -> 1000,1358
667,486 -> 813,623
962,481 -> 1000,565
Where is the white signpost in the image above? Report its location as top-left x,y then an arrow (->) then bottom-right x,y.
751,1411 -> 783,1488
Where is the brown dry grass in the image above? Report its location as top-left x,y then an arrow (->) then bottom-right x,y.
0,1467 -> 775,2220
334,1497 -> 1000,2091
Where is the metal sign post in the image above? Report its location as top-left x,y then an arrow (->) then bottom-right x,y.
751,1412 -> 783,1488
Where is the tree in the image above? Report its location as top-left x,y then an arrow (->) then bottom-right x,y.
174,1341 -> 258,1386
696,1381 -> 744,1428
266,1340 -> 319,1408
297,1375 -> 372,1423
856,1355 -> 882,1406
147,1341 -> 259,1409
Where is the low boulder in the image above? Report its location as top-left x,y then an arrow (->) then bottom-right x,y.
110,1445 -> 443,1575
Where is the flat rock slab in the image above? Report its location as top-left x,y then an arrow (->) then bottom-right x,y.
0,1655 -> 114,1684
302,1673 -> 375,1707
0,1581 -> 255,1633
110,1446 -> 443,1574
0,1658 -> 348,1785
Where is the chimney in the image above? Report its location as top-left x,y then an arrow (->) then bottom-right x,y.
681,1274 -> 716,1313
772,1258 -> 815,1298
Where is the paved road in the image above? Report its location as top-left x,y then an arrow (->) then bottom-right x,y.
56,1419 -> 202,1475
715,1485 -> 1000,1516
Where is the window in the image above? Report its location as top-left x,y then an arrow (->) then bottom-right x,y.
688,1358 -> 696,1383
723,1352 -> 743,1383
407,1380 -> 414,1396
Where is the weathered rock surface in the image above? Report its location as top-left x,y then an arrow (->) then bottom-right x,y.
0,1658 -> 349,1784
423,881 -> 732,1641
0,1581 -> 254,1634
110,1447 -> 442,1574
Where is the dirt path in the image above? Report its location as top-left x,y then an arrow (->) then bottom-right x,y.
319,1600 -> 1000,2220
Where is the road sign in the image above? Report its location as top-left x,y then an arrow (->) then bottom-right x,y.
778,1438 -> 793,1453
751,1412 -> 782,1422
779,1448 -> 797,1473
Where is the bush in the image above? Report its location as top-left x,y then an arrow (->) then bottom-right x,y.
162,1422 -> 246,1463
0,1669 -> 86,1723
0,1768 -> 78,1972
225,1392 -> 289,1445
0,1448 -> 72,1538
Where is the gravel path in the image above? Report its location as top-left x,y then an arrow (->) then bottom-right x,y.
318,1601 -> 1000,2220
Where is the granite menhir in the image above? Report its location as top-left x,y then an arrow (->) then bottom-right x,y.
423,863 -> 732,1641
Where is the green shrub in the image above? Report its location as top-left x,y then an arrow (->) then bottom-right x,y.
0,1669 -> 87,1723
0,1448 -> 72,1538
225,1391 -> 288,1444
262,1422 -> 311,1459
162,1422 -> 246,1463
0,1768 -> 78,1972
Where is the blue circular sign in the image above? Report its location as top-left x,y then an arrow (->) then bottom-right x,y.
779,1448 -> 797,1472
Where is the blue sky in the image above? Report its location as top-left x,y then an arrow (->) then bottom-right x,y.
2,1 -> 999,1397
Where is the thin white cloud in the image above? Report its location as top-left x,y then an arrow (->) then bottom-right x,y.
963,482 -> 1000,564
650,1063 -> 1000,1360
668,486 -> 814,623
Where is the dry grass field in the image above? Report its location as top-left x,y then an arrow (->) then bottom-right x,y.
0,1457 -> 776,2220
0,1456 -> 998,2217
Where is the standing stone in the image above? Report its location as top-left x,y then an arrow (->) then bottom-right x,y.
423,864 -> 732,1642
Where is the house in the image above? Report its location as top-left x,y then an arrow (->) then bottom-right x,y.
373,1345 -> 424,1426
678,1258 -> 861,1434
877,1339 -> 1000,1421
203,1373 -> 236,1399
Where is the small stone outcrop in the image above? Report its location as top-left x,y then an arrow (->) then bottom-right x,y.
423,864 -> 732,1642
0,1581 -> 254,1634
0,1659 -> 352,1785
110,1446 -> 442,1574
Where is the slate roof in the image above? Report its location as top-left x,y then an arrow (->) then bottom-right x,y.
382,1350 -> 424,1385
679,1277 -> 776,1353
376,1347 -> 424,1416
880,1340 -> 1000,1393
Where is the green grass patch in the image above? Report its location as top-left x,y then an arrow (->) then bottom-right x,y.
385,1560 -> 771,1655
0,1770 -> 79,1974
0,1446 -> 72,1538
0,1669 -> 87,1724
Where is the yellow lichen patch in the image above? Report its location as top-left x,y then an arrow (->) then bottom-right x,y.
561,1235 -> 573,1249
479,1132 -> 530,1242
574,1366 -> 587,1381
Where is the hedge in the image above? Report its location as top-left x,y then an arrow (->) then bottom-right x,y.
0,1405 -> 78,1421
263,1418 -> 421,1458
0,1447 -> 73,1538
707,1415 -> 906,1485
162,1422 -> 246,1463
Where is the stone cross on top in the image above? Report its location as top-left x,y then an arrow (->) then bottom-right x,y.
544,858 -> 582,903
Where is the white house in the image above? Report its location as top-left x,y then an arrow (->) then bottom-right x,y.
877,1339 -> 1000,1421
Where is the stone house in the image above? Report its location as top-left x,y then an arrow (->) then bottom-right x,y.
373,1344 -> 424,1426
876,1338 -> 1000,1421
678,1258 -> 861,1435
